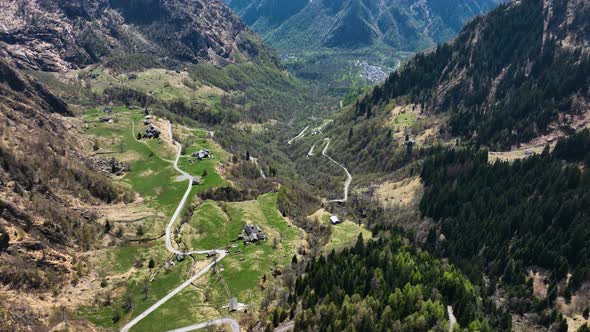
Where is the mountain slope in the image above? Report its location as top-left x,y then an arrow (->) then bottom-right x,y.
225,0 -> 501,52
0,51 -> 134,329
0,0 -> 276,71
330,0 -> 590,175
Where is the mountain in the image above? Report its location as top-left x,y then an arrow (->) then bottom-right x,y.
0,50 -> 134,329
272,1 -> 590,330
0,0 -> 276,72
323,0 -> 590,176
225,0 -> 501,52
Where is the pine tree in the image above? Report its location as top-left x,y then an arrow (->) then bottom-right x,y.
0,227 -> 9,251
148,258 -> 155,270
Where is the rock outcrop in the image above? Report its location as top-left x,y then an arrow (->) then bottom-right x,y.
0,0 -> 271,71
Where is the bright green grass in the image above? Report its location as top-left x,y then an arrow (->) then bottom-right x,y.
220,193 -> 301,301
187,201 -> 241,249
78,107 -> 233,329
393,111 -> 417,129
119,193 -> 296,331
80,258 -> 193,329
131,270 -> 229,331
177,156 -> 225,194
323,220 -> 372,254
84,108 -> 208,215
104,246 -> 143,274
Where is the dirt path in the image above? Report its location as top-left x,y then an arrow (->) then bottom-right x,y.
307,144 -> 316,156
250,157 -> 267,179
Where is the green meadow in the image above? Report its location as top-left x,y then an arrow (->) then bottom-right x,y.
79,107 -> 303,331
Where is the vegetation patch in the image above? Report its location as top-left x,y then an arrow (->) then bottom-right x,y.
311,209 -> 372,254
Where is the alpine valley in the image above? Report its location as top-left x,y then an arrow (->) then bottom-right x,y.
0,0 -> 588,331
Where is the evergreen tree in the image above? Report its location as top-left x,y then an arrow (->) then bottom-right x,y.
0,226 -> 9,251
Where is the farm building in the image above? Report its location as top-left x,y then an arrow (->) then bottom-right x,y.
229,298 -> 238,312
143,125 -> 161,139
192,149 -> 210,160
240,224 -> 266,244
191,176 -> 202,185
330,215 -> 341,225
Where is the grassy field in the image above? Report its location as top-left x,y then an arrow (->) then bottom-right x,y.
84,107 -> 188,216
391,111 -> 417,130
78,256 -> 197,329
80,108 -> 303,331
78,106 -> 234,330
221,193 -> 303,301
111,193 -> 304,331
182,200 -> 239,249
182,193 -> 304,305
324,220 -> 372,253
87,67 -> 225,104
309,209 -> 372,254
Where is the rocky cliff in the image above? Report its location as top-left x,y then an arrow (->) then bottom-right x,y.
0,0 -> 272,71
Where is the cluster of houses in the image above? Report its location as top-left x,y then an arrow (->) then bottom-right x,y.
141,115 -> 161,139
238,224 -> 266,244
143,125 -> 161,139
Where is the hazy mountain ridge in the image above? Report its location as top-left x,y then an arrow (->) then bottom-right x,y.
0,0 -> 276,72
225,0 -> 502,52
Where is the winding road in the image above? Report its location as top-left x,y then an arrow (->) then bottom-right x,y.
307,144 -> 316,157
447,305 -> 457,332
287,126 -> 309,145
167,318 -> 240,332
120,120 -> 238,332
322,138 -> 352,203
288,123 -> 352,203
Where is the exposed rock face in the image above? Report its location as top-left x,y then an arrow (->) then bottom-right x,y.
0,0 -> 267,71
0,50 -> 71,115
85,156 -> 128,176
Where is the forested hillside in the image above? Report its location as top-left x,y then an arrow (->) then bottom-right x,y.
421,131 -> 590,315
353,0 -> 590,149
267,233 -> 511,331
